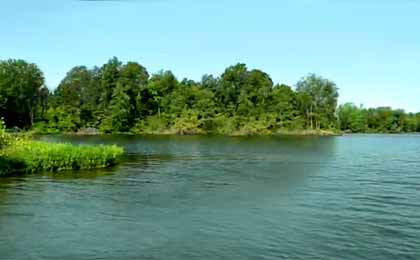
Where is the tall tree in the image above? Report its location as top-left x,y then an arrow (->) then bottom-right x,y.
237,69 -> 273,117
337,103 -> 367,132
100,82 -> 131,133
218,63 -> 248,115
269,84 -> 301,129
118,62 -> 149,126
148,70 -> 178,118
296,74 -> 338,129
99,57 -> 122,109
0,59 -> 45,128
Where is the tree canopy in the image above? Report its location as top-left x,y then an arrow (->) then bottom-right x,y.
0,57 -> 418,135
0,59 -> 46,128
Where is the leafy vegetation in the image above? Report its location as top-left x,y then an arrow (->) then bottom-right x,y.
0,58 -> 419,135
0,120 -> 123,176
337,103 -> 420,133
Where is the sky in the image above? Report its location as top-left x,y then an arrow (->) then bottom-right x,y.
1,0 -> 419,112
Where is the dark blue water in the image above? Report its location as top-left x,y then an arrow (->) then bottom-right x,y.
1,135 -> 419,259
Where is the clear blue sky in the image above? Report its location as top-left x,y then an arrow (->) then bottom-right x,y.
1,0 -> 419,112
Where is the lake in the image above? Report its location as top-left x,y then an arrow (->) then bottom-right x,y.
1,135 -> 419,259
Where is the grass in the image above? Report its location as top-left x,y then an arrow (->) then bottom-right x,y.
2,141 -> 123,174
0,121 -> 124,176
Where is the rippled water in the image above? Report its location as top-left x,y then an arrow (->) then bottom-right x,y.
1,135 -> 419,259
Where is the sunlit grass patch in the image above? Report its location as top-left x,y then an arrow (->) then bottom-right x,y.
1,140 -> 123,174
0,120 -> 124,175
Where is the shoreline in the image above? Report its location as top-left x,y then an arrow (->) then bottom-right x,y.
36,131 -> 420,137
32,129 -> 343,137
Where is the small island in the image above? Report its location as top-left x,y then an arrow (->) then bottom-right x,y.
0,120 -> 123,176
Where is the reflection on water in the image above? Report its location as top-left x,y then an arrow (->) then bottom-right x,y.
1,135 -> 419,260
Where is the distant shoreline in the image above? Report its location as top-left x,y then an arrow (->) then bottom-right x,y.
40,130 -> 420,137
31,128 -> 342,137
30,131 -> 420,140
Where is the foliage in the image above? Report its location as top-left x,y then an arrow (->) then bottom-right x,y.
236,114 -> 276,136
0,59 -> 45,129
0,119 -> 11,148
337,104 -> 420,133
100,82 -> 132,133
296,74 -> 339,129
31,121 -> 60,134
0,57 -> 419,135
173,110 -> 204,135
337,103 -> 366,133
131,115 -> 170,134
211,114 -> 240,135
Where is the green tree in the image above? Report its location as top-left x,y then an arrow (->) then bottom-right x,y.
148,70 -> 178,118
237,69 -> 273,117
2,56 -> 416,135
52,66 -> 95,127
269,84 -> 301,129
218,63 -> 249,115
118,62 -> 149,126
100,82 -> 131,133
296,74 -> 339,129
218,64 -> 274,118
0,59 -> 45,128
99,57 -> 122,109
337,103 -> 367,132
45,106 -> 80,132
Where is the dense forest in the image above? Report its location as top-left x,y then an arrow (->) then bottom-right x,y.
0,58 -> 419,135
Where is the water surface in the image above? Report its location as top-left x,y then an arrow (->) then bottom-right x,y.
1,135 -> 419,259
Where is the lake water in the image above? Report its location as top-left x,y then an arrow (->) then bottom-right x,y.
1,135 -> 419,259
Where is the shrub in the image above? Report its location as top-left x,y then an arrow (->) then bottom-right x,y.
173,110 -> 204,135
31,121 -> 60,134
211,114 -> 240,135
0,119 -> 10,148
131,115 -> 170,134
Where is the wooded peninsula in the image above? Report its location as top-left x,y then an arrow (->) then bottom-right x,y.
1,57 -> 419,135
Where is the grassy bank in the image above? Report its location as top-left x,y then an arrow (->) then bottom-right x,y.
0,122 -> 124,176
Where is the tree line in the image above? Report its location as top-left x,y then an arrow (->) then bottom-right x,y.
0,57 -> 419,135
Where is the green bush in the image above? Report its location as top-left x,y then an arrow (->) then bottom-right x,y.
31,121 -> 60,134
131,115 -> 170,134
99,117 -> 114,134
211,114 -> 240,135
236,116 -> 275,136
173,110 -> 204,135
0,119 -> 11,148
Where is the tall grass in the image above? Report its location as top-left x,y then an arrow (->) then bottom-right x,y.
3,141 -> 123,174
0,120 -> 124,175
